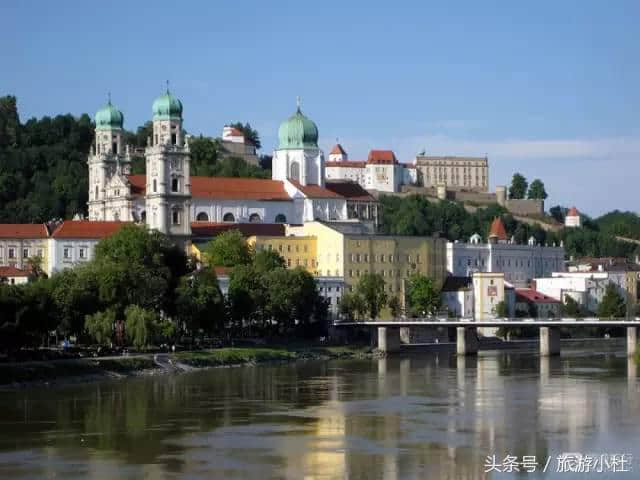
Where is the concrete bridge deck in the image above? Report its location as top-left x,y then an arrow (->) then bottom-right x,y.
334,318 -> 640,357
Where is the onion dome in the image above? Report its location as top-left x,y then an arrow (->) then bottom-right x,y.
94,100 -> 124,130
278,101 -> 318,149
152,88 -> 183,121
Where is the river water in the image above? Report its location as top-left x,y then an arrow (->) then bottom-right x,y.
0,345 -> 638,479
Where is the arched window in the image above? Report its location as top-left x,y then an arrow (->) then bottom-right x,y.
196,212 -> 209,222
249,213 -> 262,223
223,212 -> 235,222
275,214 -> 287,223
153,179 -> 157,193
290,162 -> 300,182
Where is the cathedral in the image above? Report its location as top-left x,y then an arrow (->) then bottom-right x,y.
87,92 -> 378,244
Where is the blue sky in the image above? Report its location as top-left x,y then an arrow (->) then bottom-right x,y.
2,0 -> 639,217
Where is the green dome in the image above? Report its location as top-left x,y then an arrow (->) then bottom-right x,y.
94,101 -> 123,130
278,106 -> 318,149
152,90 -> 183,120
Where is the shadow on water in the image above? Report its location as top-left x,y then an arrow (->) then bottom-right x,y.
0,343 -> 638,479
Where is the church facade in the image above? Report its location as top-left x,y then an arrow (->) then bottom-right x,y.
87,93 -> 378,242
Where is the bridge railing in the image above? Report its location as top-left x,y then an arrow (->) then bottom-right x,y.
333,316 -> 640,325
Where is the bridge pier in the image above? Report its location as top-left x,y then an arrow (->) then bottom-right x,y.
540,327 -> 560,356
377,327 -> 401,354
456,327 -> 478,356
627,327 -> 637,357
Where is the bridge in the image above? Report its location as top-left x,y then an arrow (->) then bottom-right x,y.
333,317 -> 640,356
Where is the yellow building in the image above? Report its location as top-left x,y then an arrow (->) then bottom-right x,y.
248,235 -> 317,272
287,221 -> 447,316
0,224 -> 49,275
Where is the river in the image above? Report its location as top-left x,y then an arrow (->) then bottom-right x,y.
0,345 -> 638,479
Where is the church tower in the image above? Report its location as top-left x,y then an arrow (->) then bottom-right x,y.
87,98 -> 129,220
272,100 -> 324,186
144,87 -> 192,245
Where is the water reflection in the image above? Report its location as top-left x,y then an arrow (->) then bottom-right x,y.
0,346 -> 638,479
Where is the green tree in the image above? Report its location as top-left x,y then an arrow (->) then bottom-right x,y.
189,135 -> 221,176
561,295 -> 583,317
176,269 -> 225,337
354,273 -> 387,320
50,265 -> 100,337
406,274 -> 441,316
493,300 -> 509,317
388,295 -> 403,318
85,309 -> 115,345
527,179 -> 548,200
549,205 -> 566,223
339,292 -> 366,321
253,249 -> 286,272
203,230 -> 252,267
598,283 -> 626,318
509,173 -> 528,200
124,305 -> 159,350
228,122 -> 261,149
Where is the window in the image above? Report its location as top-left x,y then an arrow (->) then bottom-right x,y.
364,253 -> 369,262
275,214 -> 287,223
287,259 -> 291,267
279,245 -> 283,252
22,248 -> 29,259
196,212 -> 209,222
140,211 -> 146,223
287,245 -> 291,253
223,212 -> 235,222
8,248 -> 15,259
171,133 -> 177,145
249,213 -> 261,223
154,134 -> 158,145
112,141 -> 117,154
63,247 -> 71,260
171,177 -> 179,192
348,269 -> 353,277
79,247 -> 87,259
172,209 -> 180,225
356,253 -> 361,262
95,185 -> 99,199
153,179 -> 157,193
303,245 -> 308,253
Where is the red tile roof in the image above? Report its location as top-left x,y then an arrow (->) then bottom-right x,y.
288,180 -> 343,199
227,127 -> 244,137
325,181 -> 376,202
0,266 -> 29,278
51,221 -> 129,239
515,289 -> 560,304
367,150 -> 397,165
326,161 -> 366,168
0,224 -> 49,239
330,144 -> 347,155
488,217 -> 508,241
567,206 -> 579,217
127,175 -> 146,196
191,222 -> 285,238
127,175 -> 291,201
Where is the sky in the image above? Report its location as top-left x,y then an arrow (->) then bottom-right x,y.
2,0 -> 639,217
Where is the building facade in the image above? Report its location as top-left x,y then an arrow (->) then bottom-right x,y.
415,154 -> 489,192
446,218 -> 565,287
220,126 -> 259,166
0,224 -> 49,272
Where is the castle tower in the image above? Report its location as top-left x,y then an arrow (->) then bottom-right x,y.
144,87 -> 191,245
328,143 -> 347,162
87,97 -> 128,220
272,99 -> 324,186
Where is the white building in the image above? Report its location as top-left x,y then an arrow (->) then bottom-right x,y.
564,206 -> 581,228
46,221 -> 126,277
325,146 -> 418,193
0,266 -> 30,285
446,218 -> 565,288
441,276 -> 474,318
88,95 -> 379,241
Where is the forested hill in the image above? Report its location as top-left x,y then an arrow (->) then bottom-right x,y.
0,96 -> 93,222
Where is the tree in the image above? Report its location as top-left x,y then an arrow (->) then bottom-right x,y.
561,295 -> 583,317
203,230 -> 252,267
549,205 -> 566,224
509,173 -> 528,200
339,292 -> 366,321
124,305 -> 159,350
388,296 -> 403,318
598,283 -> 626,318
493,300 -> 509,317
253,249 -> 286,272
406,275 -> 441,316
527,179 -> 548,200
259,154 -> 272,171
189,135 -> 221,176
354,273 -> 387,320
228,122 -> 261,149
176,269 -> 225,337
85,309 -> 115,345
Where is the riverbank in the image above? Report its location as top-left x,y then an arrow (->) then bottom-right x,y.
0,344 -> 375,388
